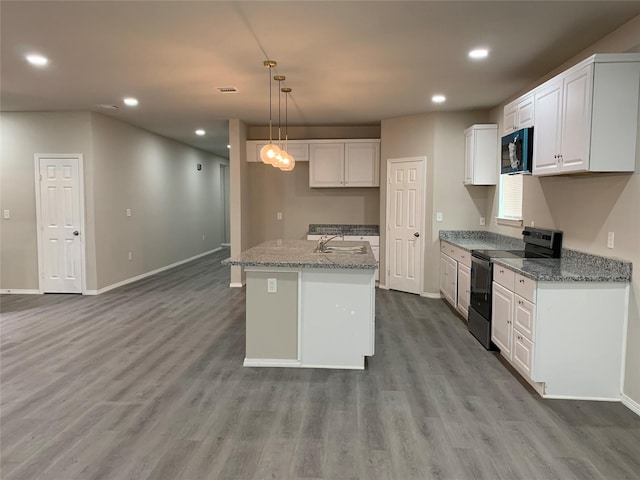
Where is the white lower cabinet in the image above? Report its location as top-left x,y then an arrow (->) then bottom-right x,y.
490,263 -> 628,400
439,241 -> 471,320
491,282 -> 514,358
440,252 -> 457,306
457,263 -> 470,319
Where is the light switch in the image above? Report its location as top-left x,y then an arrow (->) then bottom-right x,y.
276,212 -> 283,220
126,208 -> 132,217
3,209 -> 9,219
267,278 -> 277,293
436,212 -> 443,222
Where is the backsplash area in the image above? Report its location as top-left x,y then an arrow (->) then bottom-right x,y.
309,224 -> 380,236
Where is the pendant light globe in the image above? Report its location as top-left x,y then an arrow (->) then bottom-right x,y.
260,143 -> 281,164
280,153 -> 295,171
273,149 -> 289,168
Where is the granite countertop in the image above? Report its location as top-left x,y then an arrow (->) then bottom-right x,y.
222,239 -> 377,270
439,230 -> 525,251
440,230 -> 632,283
308,224 -> 380,236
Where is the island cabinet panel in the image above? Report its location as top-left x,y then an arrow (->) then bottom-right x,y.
300,269 -> 375,369
246,271 -> 299,361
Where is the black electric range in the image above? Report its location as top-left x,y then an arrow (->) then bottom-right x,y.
468,227 -> 563,349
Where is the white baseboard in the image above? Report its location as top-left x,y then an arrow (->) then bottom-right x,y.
96,247 -> 222,294
229,282 -> 245,288
0,289 -> 40,295
243,358 -> 301,368
622,393 -> 640,416
377,283 -> 388,290
221,243 -> 231,247
542,394 -> 621,402
84,290 -> 99,295
421,291 -> 442,299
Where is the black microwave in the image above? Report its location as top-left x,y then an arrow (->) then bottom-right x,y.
501,127 -> 533,174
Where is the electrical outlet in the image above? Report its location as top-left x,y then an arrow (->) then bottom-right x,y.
607,232 -> 615,249
436,212 -> 443,222
126,208 -> 132,217
267,278 -> 277,293
276,212 -> 283,220
531,221 -> 535,227
3,209 -> 10,219
128,251 -> 132,261
479,217 -> 486,226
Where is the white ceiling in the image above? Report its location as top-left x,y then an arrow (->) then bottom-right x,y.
2,1 -> 640,158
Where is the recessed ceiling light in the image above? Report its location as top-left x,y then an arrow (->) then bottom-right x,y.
432,94 -> 446,103
123,97 -> 139,107
26,54 -> 48,66
469,48 -> 489,59
195,129 -> 206,136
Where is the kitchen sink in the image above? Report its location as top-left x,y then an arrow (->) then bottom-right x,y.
313,245 -> 366,254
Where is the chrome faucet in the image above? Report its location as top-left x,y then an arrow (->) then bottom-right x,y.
317,234 -> 342,252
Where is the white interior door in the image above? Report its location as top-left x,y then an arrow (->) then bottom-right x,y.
36,155 -> 84,293
386,157 -> 424,294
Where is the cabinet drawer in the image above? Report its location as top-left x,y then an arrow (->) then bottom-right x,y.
515,274 -> 535,303
512,328 -> 534,379
455,249 -> 471,268
493,265 -> 515,290
440,242 -> 467,264
514,295 -> 535,341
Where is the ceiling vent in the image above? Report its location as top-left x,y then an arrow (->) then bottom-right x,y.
217,86 -> 238,94
96,104 -> 120,109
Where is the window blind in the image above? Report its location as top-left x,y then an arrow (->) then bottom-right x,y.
500,174 -> 523,219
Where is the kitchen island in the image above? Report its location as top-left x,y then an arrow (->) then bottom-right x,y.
223,239 -> 377,369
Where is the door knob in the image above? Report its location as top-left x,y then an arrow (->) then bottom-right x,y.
413,232 -> 420,237
73,231 -> 79,236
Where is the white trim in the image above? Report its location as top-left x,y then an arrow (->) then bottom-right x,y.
0,289 -> 41,295
229,282 -> 245,288
84,290 -> 99,295
301,363 -> 366,370
221,243 -> 231,247
619,285 -> 630,398
421,292 -> 442,299
243,358 -> 301,368
96,248 -> 221,294
385,156 -> 427,295
496,217 -> 523,227
541,394 -> 621,402
34,154 -> 87,294
622,394 -> 640,417
377,283 -> 388,290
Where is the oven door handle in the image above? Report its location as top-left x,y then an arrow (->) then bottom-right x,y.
471,256 -> 491,270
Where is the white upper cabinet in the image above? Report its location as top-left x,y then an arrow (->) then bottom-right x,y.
309,140 -> 380,188
531,54 -> 640,176
503,93 -> 535,134
464,124 -> 498,185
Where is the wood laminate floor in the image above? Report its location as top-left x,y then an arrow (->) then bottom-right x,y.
1,248 -> 639,480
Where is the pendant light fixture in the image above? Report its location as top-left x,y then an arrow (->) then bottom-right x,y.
272,75 -> 290,169
259,60 -> 281,164
279,87 -> 295,171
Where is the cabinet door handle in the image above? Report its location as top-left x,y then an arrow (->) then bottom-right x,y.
519,279 -> 525,284
499,269 -> 504,274
518,300 -> 523,305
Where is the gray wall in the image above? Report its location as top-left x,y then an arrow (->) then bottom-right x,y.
0,111 -> 228,292
0,112 -> 96,290
246,125 -> 381,246
380,110 -> 491,294
90,113 -> 228,289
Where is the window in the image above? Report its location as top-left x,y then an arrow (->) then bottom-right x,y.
499,173 -> 523,220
